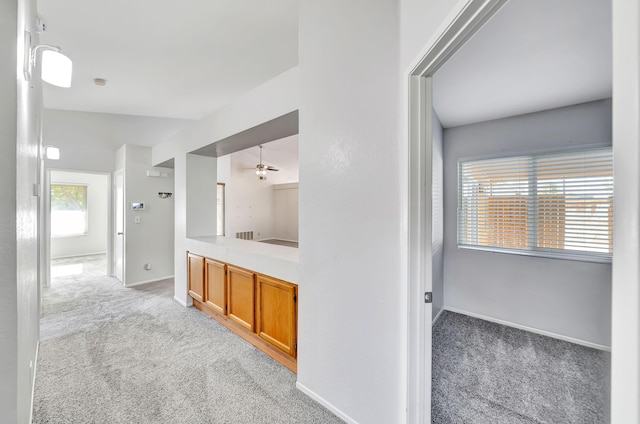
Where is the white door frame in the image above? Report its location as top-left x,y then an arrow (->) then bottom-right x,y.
113,169 -> 125,283
611,0 -> 640,421
45,168 -> 114,286
405,1 -> 509,422
407,0 -> 640,423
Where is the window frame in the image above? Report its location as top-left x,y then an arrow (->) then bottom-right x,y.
50,183 -> 89,238
457,144 -> 613,264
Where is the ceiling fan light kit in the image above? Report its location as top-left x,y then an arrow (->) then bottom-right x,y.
255,145 -> 279,180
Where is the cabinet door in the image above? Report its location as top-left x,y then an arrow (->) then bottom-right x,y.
227,265 -> 255,331
205,259 -> 226,315
187,253 -> 204,302
256,274 -> 297,357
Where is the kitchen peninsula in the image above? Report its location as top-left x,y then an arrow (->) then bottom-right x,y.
186,236 -> 299,372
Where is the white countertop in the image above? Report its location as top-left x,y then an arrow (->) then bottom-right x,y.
187,236 -> 299,284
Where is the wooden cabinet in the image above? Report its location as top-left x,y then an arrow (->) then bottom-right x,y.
187,253 -> 204,302
227,265 -> 255,332
257,274 -> 297,357
187,252 -> 298,372
205,259 -> 226,315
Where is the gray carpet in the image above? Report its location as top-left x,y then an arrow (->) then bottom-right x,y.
34,262 -> 342,423
432,311 -> 610,424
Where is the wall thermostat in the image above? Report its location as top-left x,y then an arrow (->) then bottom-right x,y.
131,202 -> 145,210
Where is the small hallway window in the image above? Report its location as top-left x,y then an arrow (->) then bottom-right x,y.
51,184 -> 88,237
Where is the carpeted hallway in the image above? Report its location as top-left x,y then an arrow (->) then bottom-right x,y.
34,260 -> 343,423
35,257 -> 611,423
432,311 -> 611,423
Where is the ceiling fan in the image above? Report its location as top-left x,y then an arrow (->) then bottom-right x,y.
255,144 -> 279,180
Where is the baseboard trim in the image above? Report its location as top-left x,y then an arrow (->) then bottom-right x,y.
173,296 -> 189,307
124,275 -> 174,288
29,340 -> 39,424
51,251 -> 107,260
432,306 -> 445,325
444,306 -> 611,352
296,381 -> 359,424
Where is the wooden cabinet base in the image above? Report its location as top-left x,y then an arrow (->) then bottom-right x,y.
193,299 -> 297,373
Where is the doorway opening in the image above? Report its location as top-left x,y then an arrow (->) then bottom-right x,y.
47,170 -> 111,287
407,0 -> 612,422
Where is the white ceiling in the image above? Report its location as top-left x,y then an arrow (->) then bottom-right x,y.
38,0 -> 612,158
38,0 -> 298,120
433,0 -> 612,128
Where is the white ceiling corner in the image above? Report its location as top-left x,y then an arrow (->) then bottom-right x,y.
433,0 -> 612,128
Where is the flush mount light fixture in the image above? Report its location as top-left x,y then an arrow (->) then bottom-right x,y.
23,31 -> 73,88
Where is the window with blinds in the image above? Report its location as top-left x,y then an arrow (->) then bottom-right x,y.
458,147 -> 613,262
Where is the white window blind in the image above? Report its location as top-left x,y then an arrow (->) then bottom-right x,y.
458,147 -> 613,262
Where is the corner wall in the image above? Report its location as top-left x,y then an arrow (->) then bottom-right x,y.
121,145 -> 175,286
297,1 -> 405,422
443,99 -> 612,348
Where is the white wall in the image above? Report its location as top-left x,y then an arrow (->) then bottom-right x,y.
186,154 -> 217,238
42,109 -> 189,173
43,110 -> 114,173
297,1 -> 404,422
153,67 -> 300,165
227,153 -> 274,239
273,183 -> 299,242
0,1 -> 20,420
443,99 -> 612,347
432,111 -> 444,321
50,171 -> 108,259
400,0 -> 461,70
120,145 -> 175,286
172,152 -> 189,305
1,0 -> 41,421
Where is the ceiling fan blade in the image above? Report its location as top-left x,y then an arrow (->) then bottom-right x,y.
266,166 -> 279,171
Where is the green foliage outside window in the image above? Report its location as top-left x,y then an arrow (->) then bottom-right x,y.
51,184 -> 87,211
